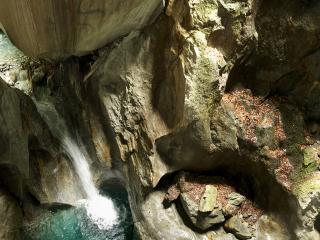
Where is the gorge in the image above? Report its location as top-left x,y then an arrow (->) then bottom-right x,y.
0,0 -> 320,239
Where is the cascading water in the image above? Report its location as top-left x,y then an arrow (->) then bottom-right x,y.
35,101 -> 118,230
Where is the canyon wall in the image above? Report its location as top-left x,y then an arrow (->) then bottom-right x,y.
0,0 -> 320,239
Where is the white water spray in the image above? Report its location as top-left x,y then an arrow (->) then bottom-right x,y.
36,102 -> 118,230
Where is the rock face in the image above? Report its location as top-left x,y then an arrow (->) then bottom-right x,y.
80,0 -> 320,238
0,189 -> 22,240
0,33 -> 87,206
0,75 -> 86,205
199,185 -> 218,213
1,0 -> 320,239
0,0 -> 163,58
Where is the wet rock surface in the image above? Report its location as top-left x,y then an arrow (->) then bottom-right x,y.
0,0 -> 320,239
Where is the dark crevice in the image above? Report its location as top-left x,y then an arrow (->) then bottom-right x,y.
315,214 -> 320,233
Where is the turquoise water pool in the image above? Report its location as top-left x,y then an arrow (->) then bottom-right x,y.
24,187 -> 137,240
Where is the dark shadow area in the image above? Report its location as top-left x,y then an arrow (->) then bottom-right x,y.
0,164 -> 23,199
155,152 -> 299,238
149,14 -> 186,128
315,214 -> 320,233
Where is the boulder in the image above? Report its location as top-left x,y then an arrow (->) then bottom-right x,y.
180,192 -> 225,230
0,0 -> 163,58
227,192 -> 246,207
224,216 -> 252,240
199,185 -> 218,212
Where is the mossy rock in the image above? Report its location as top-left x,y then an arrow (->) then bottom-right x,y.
303,146 -> 320,167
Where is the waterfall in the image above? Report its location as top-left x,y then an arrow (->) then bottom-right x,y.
62,137 -> 99,199
35,101 -> 118,230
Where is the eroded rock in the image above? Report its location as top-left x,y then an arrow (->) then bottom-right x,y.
224,216 -> 252,240
199,185 -> 218,213
0,0 -> 319,239
0,0 -> 163,58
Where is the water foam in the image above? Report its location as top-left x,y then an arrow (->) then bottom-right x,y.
63,137 -> 119,229
78,196 -> 119,230
36,102 -> 118,230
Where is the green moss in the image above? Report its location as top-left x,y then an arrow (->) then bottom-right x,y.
193,50 -> 220,114
192,0 -> 218,26
186,31 -> 221,118
303,146 -> 319,166
292,146 -> 319,186
292,173 -> 320,199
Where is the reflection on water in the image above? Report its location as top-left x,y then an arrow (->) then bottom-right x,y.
24,187 -> 137,240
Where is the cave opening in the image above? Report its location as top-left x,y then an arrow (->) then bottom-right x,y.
156,152 -> 299,238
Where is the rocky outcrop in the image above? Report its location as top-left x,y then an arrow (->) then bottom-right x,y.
78,0 -> 320,238
0,0 -> 163,58
0,38 -> 86,205
1,0 -> 320,239
0,75 -> 86,205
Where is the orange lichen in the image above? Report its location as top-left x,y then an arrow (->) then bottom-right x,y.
263,148 -> 286,160
239,199 -> 264,225
275,156 -> 294,191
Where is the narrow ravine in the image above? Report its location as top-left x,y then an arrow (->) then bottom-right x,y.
1,1 -> 320,239
22,101 -> 130,239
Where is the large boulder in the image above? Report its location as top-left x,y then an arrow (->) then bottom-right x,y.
0,0 -> 163,58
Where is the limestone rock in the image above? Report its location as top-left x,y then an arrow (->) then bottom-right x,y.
303,145 -> 320,169
228,192 -> 246,207
28,150 -> 86,205
180,192 -> 199,222
199,185 -> 218,212
180,192 -> 225,230
224,216 -> 252,240
140,191 -> 207,240
198,210 -> 226,230
0,0 -> 316,239
222,193 -> 246,217
0,0 -> 163,58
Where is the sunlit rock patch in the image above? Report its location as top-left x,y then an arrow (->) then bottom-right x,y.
164,172 -> 265,238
